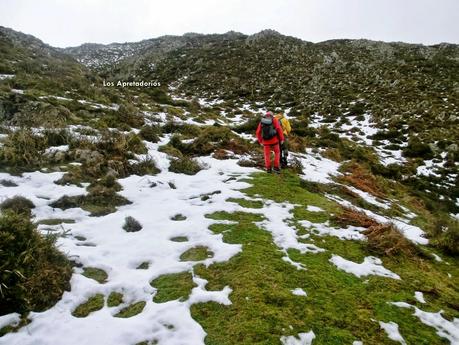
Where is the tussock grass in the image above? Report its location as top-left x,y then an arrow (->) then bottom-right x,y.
50,184 -> 131,216
0,211 -> 71,315
169,156 -> 204,175
123,216 -> 142,232
0,196 -> 35,216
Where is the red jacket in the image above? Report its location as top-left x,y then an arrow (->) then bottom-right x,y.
256,117 -> 285,145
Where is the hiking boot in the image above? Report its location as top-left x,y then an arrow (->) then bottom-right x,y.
274,167 -> 281,174
266,168 -> 273,173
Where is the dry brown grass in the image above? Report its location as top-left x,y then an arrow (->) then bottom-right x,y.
334,207 -> 421,258
333,206 -> 379,228
364,223 -> 421,257
213,149 -> 232,160
339,162 -> 385,198
288,135 -> 307,153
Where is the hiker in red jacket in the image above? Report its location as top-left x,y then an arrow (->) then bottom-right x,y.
256,111 -> 285,173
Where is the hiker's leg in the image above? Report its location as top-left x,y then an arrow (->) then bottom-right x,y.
263,145 -> 272,169
279,142 -> 283,165
273,143 -> 280,169
282,137 -> 289,166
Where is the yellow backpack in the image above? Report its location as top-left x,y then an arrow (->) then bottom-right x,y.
275,114 -> 291,135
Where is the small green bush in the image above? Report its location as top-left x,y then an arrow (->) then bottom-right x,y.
0,211 -> 72,315
0,196 -> 35,216
403,137 -> 434,159
139,125 -> 160,143
169,156 -> 204,175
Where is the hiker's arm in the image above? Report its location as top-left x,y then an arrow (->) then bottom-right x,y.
256,123 -> 262,144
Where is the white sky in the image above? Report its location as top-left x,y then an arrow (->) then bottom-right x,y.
0,0 -> 458,48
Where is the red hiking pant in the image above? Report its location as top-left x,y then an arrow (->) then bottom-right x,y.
263,144 -> 280,169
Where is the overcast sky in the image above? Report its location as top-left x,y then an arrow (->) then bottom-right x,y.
0,0 -> 458,47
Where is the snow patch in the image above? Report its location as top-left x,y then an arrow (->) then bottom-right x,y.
414,291 -> 426,304
330,255 -> 400,279
379,321 -> 406,344
391,302 -> 459,344
291,288 -> 307,297
281,331 -> 315,345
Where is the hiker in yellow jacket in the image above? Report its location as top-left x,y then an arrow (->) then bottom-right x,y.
275,113 -> 291,168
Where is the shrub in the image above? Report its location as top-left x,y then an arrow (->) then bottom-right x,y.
0,211 -> 72,315
123,216 -> 143,232
0,129 -> 48,168
116,104 -> 145,128
169,156 -> 204,175
126,133 -> 147,154
0,196 -> 35,216
162,122 -> 201,137
233,116 -> 260,134
403,137 -> 434,159
127,156 -> 160,176
139,125 -> 160,143
43,129 -> 72,147
183,126 -> 234,156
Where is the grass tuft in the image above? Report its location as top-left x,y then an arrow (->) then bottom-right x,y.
122,216 -> 143,232
0,196 -> 35,216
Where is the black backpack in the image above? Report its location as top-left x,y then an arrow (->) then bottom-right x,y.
261,117 -> 278,140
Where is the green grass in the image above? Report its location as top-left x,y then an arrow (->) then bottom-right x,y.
72,294 -> 104,318
180,247 -> 214,261
151,272 -> 196,303
82,267 -> 108,284
171,214 -> 187,221
226,198 -> 264,209
36,218 -> 76,226
187,171 -> 459,344
114,301 -> 146,318
170,236 -> 189,242
107,292 -> 124,307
